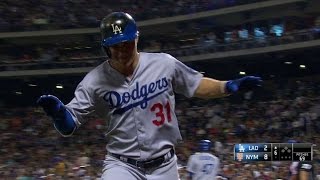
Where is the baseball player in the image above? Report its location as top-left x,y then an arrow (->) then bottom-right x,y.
186,140 -> 220,180
37,12 -> 262,180
290,161 -> 316,180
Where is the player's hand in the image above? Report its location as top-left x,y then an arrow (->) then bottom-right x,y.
37,95 -> 64,117
225,76 -> 262,93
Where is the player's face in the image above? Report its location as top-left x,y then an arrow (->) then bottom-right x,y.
109,39 -> 137,64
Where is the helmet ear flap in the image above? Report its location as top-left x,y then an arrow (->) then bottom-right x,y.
102,46 -> 111,58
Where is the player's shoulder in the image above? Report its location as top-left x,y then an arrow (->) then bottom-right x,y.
79,61 -> 107,86
187,153 -> 197,162
141,52 -> 177,63
198,152 -> 219,160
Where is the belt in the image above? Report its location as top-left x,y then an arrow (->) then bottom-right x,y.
109,149 -> 175,169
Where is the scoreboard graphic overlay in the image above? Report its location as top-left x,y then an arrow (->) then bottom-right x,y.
234,143 -> 313,162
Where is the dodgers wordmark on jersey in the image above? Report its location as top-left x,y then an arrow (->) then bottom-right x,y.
65,52 -> 203,160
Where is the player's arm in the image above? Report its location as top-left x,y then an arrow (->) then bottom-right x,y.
289,162 -> 299,180
193,78 -> 228,99
194,76 -> 262,99
186,172 -> 193,180
298,162 -> 315,180
171,55 -> 262,98
186,155 -> 196,180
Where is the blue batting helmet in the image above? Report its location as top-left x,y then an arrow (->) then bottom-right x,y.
199,139 -> 212,151
288,139 -> 297,143
100,12 -> 139,47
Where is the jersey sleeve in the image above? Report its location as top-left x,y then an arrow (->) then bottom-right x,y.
213,156 -> 220,175
65,82 -> 96,127
186,155 -> 197,173
172,57 -> 203,98
290,162 -> 299,175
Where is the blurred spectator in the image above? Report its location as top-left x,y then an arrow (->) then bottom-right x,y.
0,0 -> 272,32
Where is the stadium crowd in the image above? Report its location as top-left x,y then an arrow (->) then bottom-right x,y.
1,15 -> 319,71
0,76 -> 319,179
0,0 -> 262,32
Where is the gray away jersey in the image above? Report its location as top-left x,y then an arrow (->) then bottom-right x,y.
66,52 -> 203,160
187,152 -> 220,180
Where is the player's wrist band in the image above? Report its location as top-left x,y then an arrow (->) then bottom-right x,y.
220,81 -> 229,94
109,148 -> 175,169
